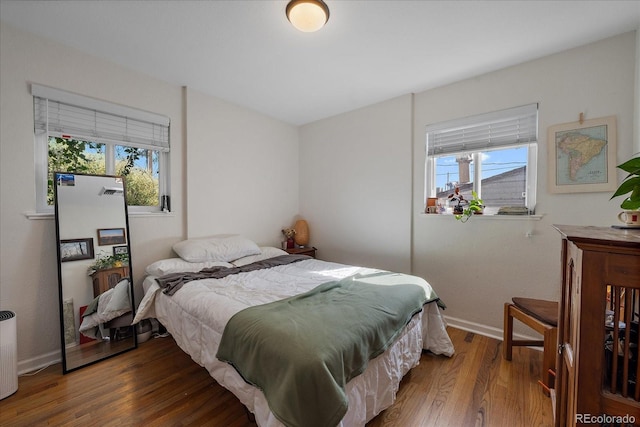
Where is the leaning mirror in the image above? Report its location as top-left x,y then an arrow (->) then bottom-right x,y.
54,172 -> 137,373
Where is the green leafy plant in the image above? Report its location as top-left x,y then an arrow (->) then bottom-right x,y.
48,137 -> 159,207
455,190 -> 484,223
48,137 -> 105,204
610,155 -> 640,210
88,251 -> 129,274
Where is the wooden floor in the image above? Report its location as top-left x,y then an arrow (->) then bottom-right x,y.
0,327 -> 553,427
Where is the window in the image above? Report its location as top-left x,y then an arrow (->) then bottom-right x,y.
33,85 -> 170,213
425,104 -> 538,215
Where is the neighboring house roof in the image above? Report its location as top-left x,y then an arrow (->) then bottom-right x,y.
436,166 -> 526,201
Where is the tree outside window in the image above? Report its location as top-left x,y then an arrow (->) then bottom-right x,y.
48,137 -> 159,207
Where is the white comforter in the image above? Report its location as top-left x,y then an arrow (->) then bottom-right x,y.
134,258 -> 454,427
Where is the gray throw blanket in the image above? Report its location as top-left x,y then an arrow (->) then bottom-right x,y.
156,254 -> 310,295
216,271 -> 441,427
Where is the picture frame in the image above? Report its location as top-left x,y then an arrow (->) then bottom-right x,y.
113,245 -> 128,256
547,115 -> 617,194
60,238 -> 94,262
97,228 -> 126,246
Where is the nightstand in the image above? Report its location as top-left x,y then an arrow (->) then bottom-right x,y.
285,247 -> 317,258
90,266 -> 129,297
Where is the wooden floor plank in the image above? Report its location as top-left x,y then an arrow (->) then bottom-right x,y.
0,327 -> 552,426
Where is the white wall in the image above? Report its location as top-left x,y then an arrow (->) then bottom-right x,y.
0,23 -> 300,372
413,33 -> 637,335
636,29 -> 640,154
300,32 -> 637,339
299,95 -> 413,273
0,22 -> 185,371
412,32 -> 636,337
185,88 -> 299,245
2,19 -> 637,372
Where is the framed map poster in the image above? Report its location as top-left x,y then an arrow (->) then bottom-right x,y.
548,115 -> 617,193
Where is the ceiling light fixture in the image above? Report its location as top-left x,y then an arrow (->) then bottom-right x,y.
286,0 -> 330,33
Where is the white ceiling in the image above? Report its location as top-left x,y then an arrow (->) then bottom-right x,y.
1,1 -> 639,125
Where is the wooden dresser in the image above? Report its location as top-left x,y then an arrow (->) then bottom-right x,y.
90,266 -> 129,298
554,225 -> 640,426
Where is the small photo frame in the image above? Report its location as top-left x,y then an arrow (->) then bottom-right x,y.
56,173 -> 76,187
60,238 -> 94,262
548,115 -> 617,194
97,228 -> 126,246
113,245 -> 128,256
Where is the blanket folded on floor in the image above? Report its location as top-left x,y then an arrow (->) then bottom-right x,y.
216,271 -> 441,427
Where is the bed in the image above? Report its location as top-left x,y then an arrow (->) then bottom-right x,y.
133,235 -> 454,427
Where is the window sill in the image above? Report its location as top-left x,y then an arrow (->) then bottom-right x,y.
23,211 -> 54,220
24,211 -> 175,220
129,211 -> 175,218
419,212 -> 543,220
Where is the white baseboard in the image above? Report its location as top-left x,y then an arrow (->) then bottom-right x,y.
18,315 -> 541,374
18,350 -> 60,376
443,314 -> 543,350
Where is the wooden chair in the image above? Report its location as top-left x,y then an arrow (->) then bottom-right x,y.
503,297 -> 558,393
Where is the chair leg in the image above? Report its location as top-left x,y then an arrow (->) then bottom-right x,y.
542,326 -> 558,389
503,303 -> 514,361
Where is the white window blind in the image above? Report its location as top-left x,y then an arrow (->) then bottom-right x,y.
32,84 -> 169,151
426,104 -> 538,156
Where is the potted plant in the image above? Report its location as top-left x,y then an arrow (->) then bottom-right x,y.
610,154 -> 640,209
455,190 -> 484,223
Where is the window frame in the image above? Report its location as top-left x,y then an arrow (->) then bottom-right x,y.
32,85 -> 170,214
424,104 -> 538,215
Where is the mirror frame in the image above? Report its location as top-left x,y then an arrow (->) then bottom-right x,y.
54,172 -> 137,374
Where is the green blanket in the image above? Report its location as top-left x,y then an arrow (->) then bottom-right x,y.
216,271 -> 441,427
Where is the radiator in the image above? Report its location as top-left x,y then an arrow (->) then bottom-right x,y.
0,310 -> 18,400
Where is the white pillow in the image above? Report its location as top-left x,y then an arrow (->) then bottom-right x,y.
145,258 -> 234,276
172,235 -> 261,263
104,278 -> 131,314
231,246 -> 288,267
